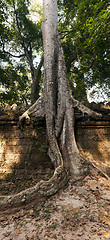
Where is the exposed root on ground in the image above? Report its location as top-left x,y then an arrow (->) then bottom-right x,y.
1,96 -> 108,210
0,165 -> 67,211
89,160 -> 110,180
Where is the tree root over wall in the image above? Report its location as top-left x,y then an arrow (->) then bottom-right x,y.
0,96 -> 109,211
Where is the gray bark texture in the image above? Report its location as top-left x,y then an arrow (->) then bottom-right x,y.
42,0 -> 88,176
0,0 -> 102,210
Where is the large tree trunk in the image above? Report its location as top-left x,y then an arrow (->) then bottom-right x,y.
42,0 -> 88,176
1,0 -> 103,210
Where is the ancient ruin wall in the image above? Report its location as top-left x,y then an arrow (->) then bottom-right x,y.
0,113 -> 51,176
76,120 -> 110,168
0,111 -> 110,176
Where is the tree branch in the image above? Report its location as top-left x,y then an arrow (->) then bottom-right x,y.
19,95 -> 45,125
12,0 -> 35,74
1,35 -> 25,58
72,98 -> 102,119
3,49 -> 25,58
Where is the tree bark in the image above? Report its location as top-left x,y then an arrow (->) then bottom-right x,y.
31,56 -> 44,103
42,0 -> 88,176
0,0 -> 103,210
22,43 -> 42,103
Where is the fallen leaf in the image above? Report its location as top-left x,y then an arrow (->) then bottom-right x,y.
44,232 -> 51,237
101,220 -> 105,223
16,229 -> 22,234
32,234 -> 37,238
103,232 -> 108,235
29,209 -> 35,216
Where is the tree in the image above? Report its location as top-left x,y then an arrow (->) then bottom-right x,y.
0,64 -> 30,106
0,0 -> 103,209
58,0 -> 110,102
1,0 -> 109,105
0,0 -> 43,103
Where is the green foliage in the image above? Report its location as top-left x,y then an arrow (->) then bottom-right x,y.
0,0 -> 109,104
0,0 -> 42,105
9,0 -> 42,51
0,64 -> 31,105
58,0 -> 110,102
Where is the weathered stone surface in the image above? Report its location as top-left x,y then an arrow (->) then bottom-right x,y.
0,112 -> 110,175
0,113 -> 51,174
76,122 -> 110,166
0,109 -> 109,210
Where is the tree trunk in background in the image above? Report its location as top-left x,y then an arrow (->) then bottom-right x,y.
42,0 -> 88,177
31,56 -> 44,103
12,0 -> 42,104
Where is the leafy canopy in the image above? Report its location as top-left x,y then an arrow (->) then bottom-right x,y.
58,0 -> 110,102
0,0 -> 109,104
0,0 -> 42,105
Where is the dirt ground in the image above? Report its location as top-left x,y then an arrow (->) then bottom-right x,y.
0,105 -> 110,239
0,170 -> 110,240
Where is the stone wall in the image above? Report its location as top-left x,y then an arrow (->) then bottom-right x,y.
0,109 -> 110,176
76,120 -> 110,169
0,113 -> 52,176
